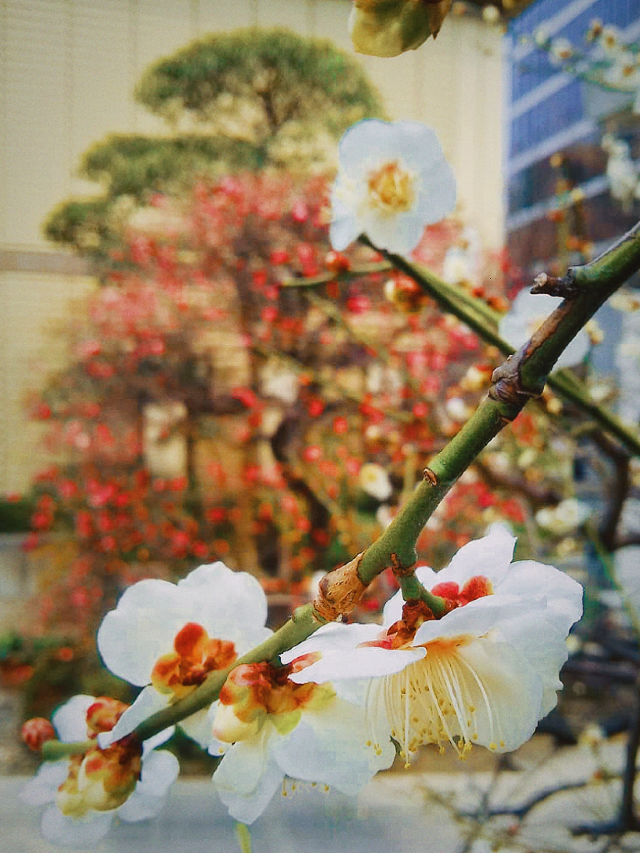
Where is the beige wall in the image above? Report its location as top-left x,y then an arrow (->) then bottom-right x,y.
0,0 -> 505,493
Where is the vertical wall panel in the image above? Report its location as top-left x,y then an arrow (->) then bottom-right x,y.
0,271 -> 95,491
1,0 -> 69,246
198,0 -> 256,33
255,0 -> 308,30
68,0 -> 131,197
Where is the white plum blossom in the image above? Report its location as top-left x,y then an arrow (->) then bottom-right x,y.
359,462 -> 393,502
97,562 -> 272,750
549,37 -> 574,65
535,498 -> 591,536
330,119 -> 456,255
499,289 -> 591,370
208,656 -> 395,824
602,134 -> 639,213
21,695 -> 178,848
260,359 -> 300,404
284,526 -> 582,765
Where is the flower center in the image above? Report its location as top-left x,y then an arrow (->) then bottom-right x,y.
364,574 -> 496,764
368,637 -> 506,766
366,159 -> 416,214
213,655 -> 335,743
365,575 -> 494,652
151,622 -> 237,701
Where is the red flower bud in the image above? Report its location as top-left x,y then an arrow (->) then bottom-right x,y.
21,717 -> 56,751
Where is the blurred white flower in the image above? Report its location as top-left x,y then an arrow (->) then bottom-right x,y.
499,289 -> 591,369
375,503 -> 396,529
441,229 -> 480,286
609,289 -> 640,312
445,396 -> 473,422
602,135 -> 638,213
127,204 -> 188,239
260,360 -> 299,404
481,5 -> 500,25
549,37 -> 574,65
330,120 -> 456,255
534,27 -> 549,47
535,498 -> 591,535
359,463 -> 393,501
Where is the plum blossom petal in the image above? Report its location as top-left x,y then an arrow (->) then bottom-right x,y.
290,526 -> 582,764
97,579 -> 201,686
40,806 -> 114,848
280,622 -> 381,663
365,635 -> 544,760
98,687 -> 175,749
52,695 -> 95,743
272,697 -> 395,793
98,564 -> 270,686
497,559 -> 584,625
442,525 -> 516,584
499,289 -> 590,370
21,762 -> 69,807
330,120 -> 456,255
177,562 -> 269,636
382,527 -> 517,625
179,706 -> 220,749
116,749 -> 179,822
212,729 -> 285,825
494,609 -> 572,716
288,644 -> 425,684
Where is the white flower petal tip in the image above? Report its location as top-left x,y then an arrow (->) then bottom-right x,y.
330,119 -> 456,256
499,289 -> 591,370
535,498 -> 591,535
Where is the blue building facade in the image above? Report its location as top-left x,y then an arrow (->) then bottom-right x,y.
506,0 -> 640,270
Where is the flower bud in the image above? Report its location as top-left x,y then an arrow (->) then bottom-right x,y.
56,741 -> 141,818
85,697 -> 129,735
21,717 -> 56,752
349,0 -> 452,58
212,701 -> 261,744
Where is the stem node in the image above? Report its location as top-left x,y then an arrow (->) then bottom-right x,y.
313,552 -> 367,620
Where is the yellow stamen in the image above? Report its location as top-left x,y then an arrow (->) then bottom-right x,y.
366,160 -> 416,214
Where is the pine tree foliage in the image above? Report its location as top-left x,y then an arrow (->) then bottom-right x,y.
44,28 -> 384,263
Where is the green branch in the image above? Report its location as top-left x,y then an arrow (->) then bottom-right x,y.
45,220 -> 640,756
285,242 -> 640,457
361,238 -> 640,458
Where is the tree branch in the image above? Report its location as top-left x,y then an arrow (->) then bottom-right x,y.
45,220 -> 640,753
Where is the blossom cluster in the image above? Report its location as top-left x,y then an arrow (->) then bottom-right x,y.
22,529 -> 582,844
531,20 -> 640,113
